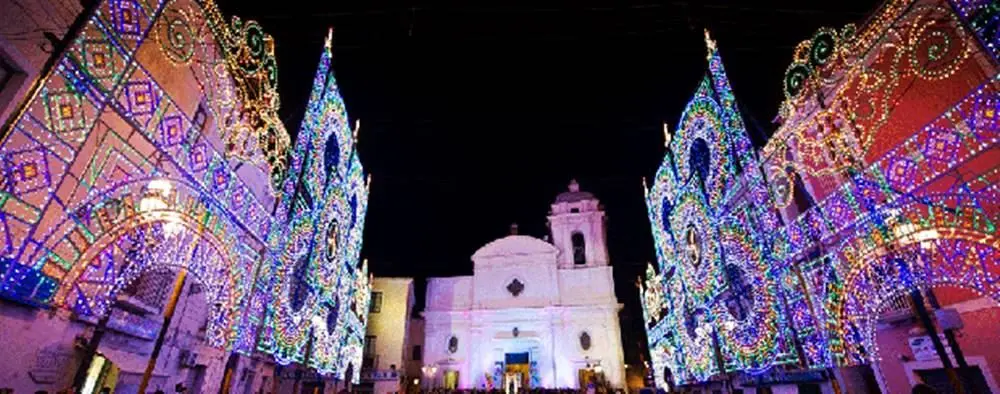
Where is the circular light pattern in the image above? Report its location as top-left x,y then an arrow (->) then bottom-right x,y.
155,5 -> 197,65
0,0 -> 371,381
784,64 -> 812,99
642,5 -> 998,388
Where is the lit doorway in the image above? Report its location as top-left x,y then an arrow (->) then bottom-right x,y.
578,368 -> 596,390
504,352 -> 530,393
444,370 -> 459,390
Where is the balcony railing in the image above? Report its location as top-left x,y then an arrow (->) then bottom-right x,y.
878,294 -> 915,323
360,368 -> 400,382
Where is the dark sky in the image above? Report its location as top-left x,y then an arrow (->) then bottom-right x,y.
219,0 -> 879,364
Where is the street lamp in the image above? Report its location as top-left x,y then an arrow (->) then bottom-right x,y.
140,179 -> 183,236
422,364 -> 438,389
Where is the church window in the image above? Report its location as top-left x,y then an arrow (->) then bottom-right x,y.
580,331 -> 592,351
571,232 -> 586,265
412,345 -> 422,361
506,278 -> 524,297
570,207 -> 580,213
369,291 -> 383,313
447,336 -> 459,354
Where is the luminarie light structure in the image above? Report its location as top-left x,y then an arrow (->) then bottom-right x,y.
0,0 -> 369,381
257,30 -> 371,382
642,0 -> 998,387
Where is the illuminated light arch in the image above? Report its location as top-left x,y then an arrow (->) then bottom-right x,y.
828,224 -> 999,366
641,0 -> 997,388
46,177 -> 256,348
853,282 -> 1000,369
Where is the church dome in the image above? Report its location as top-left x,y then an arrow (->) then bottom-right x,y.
554,179 -> 596,203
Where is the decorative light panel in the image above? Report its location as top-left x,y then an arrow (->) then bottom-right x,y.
641,1 -> 998,387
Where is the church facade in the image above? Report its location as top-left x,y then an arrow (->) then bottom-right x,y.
421,181 -> 626,391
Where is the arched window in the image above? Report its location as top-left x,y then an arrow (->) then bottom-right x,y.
571,232 -> 586,265
689,138 -> 711,191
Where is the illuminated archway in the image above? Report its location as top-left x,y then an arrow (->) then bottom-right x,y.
49,177 -> 258,350
828,222 -> 999,366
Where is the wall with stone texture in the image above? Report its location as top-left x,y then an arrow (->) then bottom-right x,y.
873,288 -> 1000,394
473,261 -> 558,310
0,304 -> 87,392
0,271 -> 232,393
426,277 -> 473,312
405,317 -> 425,386
368,278 -> 414,371
557,266 -> 616,306
0,0 -> 82,127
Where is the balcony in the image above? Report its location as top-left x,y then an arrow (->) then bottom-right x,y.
361,355 -> 404,382
878,294 -> 915,324
360,368 -> 401,382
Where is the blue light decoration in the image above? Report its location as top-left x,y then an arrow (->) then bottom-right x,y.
0,0 -> 369,380
641,29 -> 790,386
256,29 -> 371,382
641,0 -> 999,388
0,0 -> 284,351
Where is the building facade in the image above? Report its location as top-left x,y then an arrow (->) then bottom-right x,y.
422,181 -> 627,391
641,0 -> 998,392
359,277 -> 416,394
405,316 -> 426,393
0,1 -> 370,392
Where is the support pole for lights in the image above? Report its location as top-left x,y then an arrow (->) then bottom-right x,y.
71,310 -> 113,393
909,287 -> 966,394
137,270 -> 188,393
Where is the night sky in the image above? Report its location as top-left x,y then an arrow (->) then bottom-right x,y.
218,0 -> 879,365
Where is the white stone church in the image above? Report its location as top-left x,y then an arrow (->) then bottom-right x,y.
421,180 -> 626,391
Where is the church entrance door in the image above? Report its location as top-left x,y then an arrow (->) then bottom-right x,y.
578,368 -> 598,390
443,370 -> 459,390
504,352 -> 530,393
503,372 -> 522,394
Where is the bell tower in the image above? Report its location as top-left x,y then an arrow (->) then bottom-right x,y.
548,179 -> 609,268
